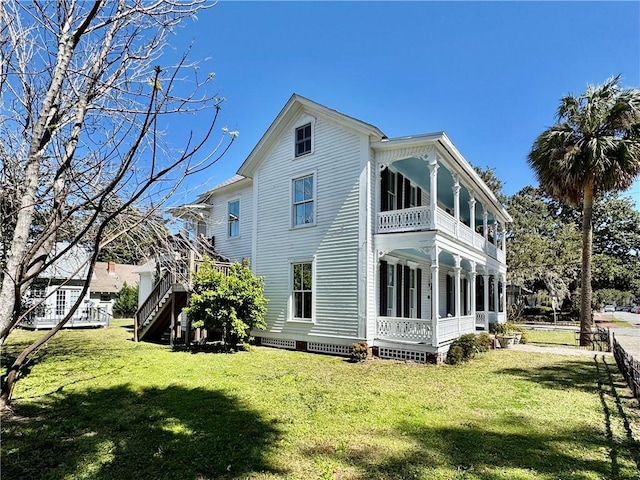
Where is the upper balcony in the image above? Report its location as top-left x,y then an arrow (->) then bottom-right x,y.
376,205 -> 506,263
373,138 -> 509,264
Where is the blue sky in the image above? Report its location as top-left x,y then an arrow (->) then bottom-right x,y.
163,1 -> 640,208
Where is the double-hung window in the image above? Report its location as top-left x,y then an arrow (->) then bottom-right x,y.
295,123 -> 312,157
228,200 -> 240,237
293,174 -> 314,227
293,262 -> 312,320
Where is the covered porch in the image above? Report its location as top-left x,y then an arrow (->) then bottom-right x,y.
373,242 -> 507,350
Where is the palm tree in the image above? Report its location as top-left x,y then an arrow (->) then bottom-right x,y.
528,76 -> 640,346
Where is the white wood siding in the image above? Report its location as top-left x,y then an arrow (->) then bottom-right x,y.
254,113 -> 365,340
206,182 -> 253,263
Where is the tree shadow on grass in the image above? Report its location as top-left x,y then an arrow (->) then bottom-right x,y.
497,357 -> 601,394
300,420 -> 621,480
2,385 -> 284,479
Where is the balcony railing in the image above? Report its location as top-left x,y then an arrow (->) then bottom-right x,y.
376,316 -> 433,342
377,206 -> 431,233
377,206 -> 505,262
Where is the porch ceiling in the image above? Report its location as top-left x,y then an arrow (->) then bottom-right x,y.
393,157 -> 497,226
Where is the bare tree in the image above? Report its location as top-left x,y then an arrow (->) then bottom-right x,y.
0,0 -> 236,408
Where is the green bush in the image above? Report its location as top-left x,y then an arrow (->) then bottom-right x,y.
475,333 -> 494,352
489,322 -> 507,335
446,345 -> 465,365
350,341 -> 369,362
184,258 -> 267,350
112,283 -> 138,318
446,333 -> 492,365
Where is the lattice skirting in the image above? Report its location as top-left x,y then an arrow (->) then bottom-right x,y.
377,346 -> 427,363
307,342 -> 351,356
260,338 -> 296,350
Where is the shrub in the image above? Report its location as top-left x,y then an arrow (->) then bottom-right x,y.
489,322 -> 507,335
350,341 -> 369,362
475,332 -> 494,352
112,283 -> 138,318
446,345 -> 465,365
184,258 -> 267,350
446,333 -> 491,365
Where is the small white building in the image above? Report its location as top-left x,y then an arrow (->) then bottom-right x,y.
21,243 -> 109,329
137,95 -> 511,361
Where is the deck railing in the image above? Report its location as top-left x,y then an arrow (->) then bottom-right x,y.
20,306 -> 110,329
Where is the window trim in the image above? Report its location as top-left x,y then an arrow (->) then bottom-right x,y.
291,171 -> 317,229
227,198 -> 241,238
289,259 -> 315,323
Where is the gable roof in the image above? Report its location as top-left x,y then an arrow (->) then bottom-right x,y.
90,262 -> 140,294
237,94 -> 386,178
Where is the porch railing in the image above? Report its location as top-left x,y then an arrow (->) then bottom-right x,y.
439,315 -> 475,343
377,206 -> 431,233
376,317 -> 433,342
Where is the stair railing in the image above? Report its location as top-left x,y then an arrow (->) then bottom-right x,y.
135,269 -> 175,341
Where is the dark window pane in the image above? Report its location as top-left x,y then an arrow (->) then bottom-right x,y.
303,292 -> 312,319
295,292 -> 303,318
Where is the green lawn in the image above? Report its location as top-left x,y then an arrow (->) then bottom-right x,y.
2,320 -> 639,480
526,329 -> 577,346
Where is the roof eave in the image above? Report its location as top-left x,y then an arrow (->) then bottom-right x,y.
237,94 -> 386,178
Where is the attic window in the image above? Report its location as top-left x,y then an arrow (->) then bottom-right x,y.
295,123 -> 312,157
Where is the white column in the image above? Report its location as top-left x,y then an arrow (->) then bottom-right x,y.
483,272 -> 490,330
470,263 -> 477,322
501,222 -> 506,252
429,158 -> 439,230
454,255 -> 461,336
494,272 -> 500,319
501,273 -> 507,317
452,175 -> 460,238
469,192 -> 476,246
431,248 -> 440,347
494,220 -> 499,247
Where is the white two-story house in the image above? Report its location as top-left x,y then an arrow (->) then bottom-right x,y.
137,94 -> 511,362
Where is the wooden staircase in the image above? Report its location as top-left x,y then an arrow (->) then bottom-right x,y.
135,270 -> 189,342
